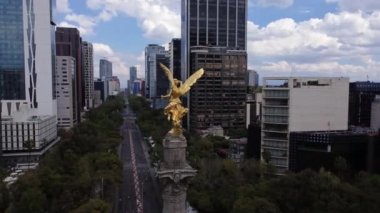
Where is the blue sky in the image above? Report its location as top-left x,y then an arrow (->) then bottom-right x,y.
56,0 -> 380,87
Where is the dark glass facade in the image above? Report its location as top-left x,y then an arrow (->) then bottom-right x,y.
0,0 -> 25,100
156,54 -> 170,97
289,131 -> 380,174
184,0 -> 246,49
349,82 -> 380,127
170,38 -> 182,80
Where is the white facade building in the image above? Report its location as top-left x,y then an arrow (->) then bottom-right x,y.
261,77 -> 349,174
56,56 -> 75,129
108,76 -> 121,96
82,41 -> 94,109
0,0 -> 58,164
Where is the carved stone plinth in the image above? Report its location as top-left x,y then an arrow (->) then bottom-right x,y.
158,133 -> 196,213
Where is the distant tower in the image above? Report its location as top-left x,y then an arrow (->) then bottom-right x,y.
145,44 -> 166,99
82,41 -> 94,109
99,59 -> 113,79
129,66 -> 137,92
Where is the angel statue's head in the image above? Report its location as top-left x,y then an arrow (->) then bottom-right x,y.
174,78 -> 182,86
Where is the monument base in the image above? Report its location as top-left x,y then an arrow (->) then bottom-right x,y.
158,133 -> 196,213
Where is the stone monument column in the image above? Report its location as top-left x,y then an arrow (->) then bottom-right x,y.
157,134 -> 196,213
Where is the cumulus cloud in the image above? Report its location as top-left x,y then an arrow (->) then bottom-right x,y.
248,11 -> 380,81
56,0 -> 71,13
326,0 -> 380,12
250,0 -> 294,8
86,0 -> 180,42
60,14 -> 97,35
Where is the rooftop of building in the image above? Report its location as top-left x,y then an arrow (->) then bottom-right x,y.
291,127 -> 378,137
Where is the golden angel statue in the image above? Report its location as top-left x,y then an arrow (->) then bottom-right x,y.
160,63 -> 204,136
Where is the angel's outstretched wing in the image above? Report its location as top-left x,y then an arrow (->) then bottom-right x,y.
179,68 -> 204,95
160,63 -> 175,88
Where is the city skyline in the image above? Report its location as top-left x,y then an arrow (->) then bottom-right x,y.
56,0 -> 380,87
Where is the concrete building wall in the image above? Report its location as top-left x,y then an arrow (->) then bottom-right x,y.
56,56 -> 75,129
2,115 -> 57,151
262,77 -> 349,174
289,78 -> 349,132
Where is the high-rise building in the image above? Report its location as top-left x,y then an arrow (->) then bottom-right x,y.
0,0 -> 58,165
56,27 -> 82,121
181,0 -> 247,79
82,41 -> 94,109
145,44 -> 166,99
169,38 -> 181,80
56,56 -> 76,129
99,59 -> 112,79
248,70 -> 259,87
94,79 -> 106,102
129,66 -> 137,92
349,82 -> 380,127
261,77 -> 349,174
108,76 -> 121,96
182,0 -> 248,130
190,47 -> 247,130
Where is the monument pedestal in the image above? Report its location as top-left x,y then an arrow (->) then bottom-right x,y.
157,133 -> 196,213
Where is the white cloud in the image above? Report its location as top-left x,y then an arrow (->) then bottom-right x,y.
248,11 -> 380,81
61,14 -> 97,35
86,0 -> 180,42
326,0 -> 380,12
56,0 -> 71,13
250,0 -> 294,8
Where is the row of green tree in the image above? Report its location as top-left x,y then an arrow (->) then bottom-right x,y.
128,96 -> 170,163
0,96 -> 125,213
188,158 -> 380,213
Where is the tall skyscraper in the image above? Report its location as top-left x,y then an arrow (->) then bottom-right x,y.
56,27 -> 82,121
248,70 -> 259,87
56,56 -> 76,128
182,0 -> 248,130
189,47 -> 247,129
0,0 -> 58,165
130,66 -> 137,82
129,66 -> 137,93
99,59 -> 113,79
82,41 -> 94,109
169,38 -> 181,80
145,44 -> 166,99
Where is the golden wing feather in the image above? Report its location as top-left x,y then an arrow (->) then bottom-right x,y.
160,63 -> 175,87
179,68 -> 204,95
